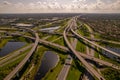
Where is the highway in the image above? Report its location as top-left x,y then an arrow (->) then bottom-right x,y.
39,31 -> 75,37
4,32 -> 39,80
82,24 -> 95,80
85,24 -> 95,57
8,33 -> 120,70
87,38 -> 120,45
71,25 -> 120,58
0,28 -> 17,31
63,18 -> 105,80
39,21 -> 120,57
39,17 -> 69,28
20,36 -> 61,80
0,44 -> 33,67
57,55 -> 72,80
57,38 -> 77,80
39,30 -> 120,45
1,52 -> 27,67
2,18 -> 119,80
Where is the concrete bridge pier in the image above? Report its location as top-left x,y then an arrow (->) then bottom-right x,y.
27,59 -> 30,62
16,72 -> 19,77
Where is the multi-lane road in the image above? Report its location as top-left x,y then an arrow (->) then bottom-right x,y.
4,32 -> 39,80
8,33 -> 120,70
0,44 -> 33,67
71,28 -> 120,58
1,16 -> 120,80
63,18 -> 105,80
57,38 -> 77,80
87,38 -> 120,45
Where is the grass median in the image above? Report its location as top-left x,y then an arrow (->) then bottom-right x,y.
66,59 -> 85,80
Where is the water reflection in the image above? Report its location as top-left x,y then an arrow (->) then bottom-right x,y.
35,51 -> 59,80
0,42 -> 26,57
102,46 -> 120,61
40,26 -> 60,32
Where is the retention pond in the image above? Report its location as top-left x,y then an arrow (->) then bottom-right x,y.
35,51 -> 59,80
0,41 -> 26,57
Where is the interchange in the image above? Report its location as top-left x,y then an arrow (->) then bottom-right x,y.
39,30 -> 120,45
63,18 -> 105,80
1,17 -> 120,80
71,26 -> 120,58
8,32 -> 120,70
4,31 -> 39,80
0,44 -> 33,67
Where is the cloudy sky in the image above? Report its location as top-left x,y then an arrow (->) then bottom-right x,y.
0,0 -> 120,13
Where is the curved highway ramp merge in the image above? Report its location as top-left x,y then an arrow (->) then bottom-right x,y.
4,33 -> 39,80
9,32 -> 120,70
63,18 -> 105,80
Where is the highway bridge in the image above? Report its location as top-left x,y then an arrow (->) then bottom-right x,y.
0,44 -> 33,67
71,27 -> 120,58
86,38 -> 120,45
63,18 -> 105,80
7,32 -> 120,70
39,30 -> 120,45
2,34 -> 119,80
4,30 -> 39,80
1,16 -> 120,80
39,31 -> 75,37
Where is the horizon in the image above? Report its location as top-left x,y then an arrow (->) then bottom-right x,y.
0,0 -> 120,13
0,12 -> 120,14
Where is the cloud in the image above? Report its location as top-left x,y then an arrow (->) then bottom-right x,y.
72,0 -> 86,3
112,0 -> 120,10
95,0 -> 120,10
0,0 -> 120,13
3,1 -> 11,5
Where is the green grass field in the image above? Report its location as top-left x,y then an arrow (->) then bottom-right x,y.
66,59 -> 85,80
76,41 -> 86,53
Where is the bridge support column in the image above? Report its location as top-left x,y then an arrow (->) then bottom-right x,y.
16,72 -> 19,77
28,59 -> 30,62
